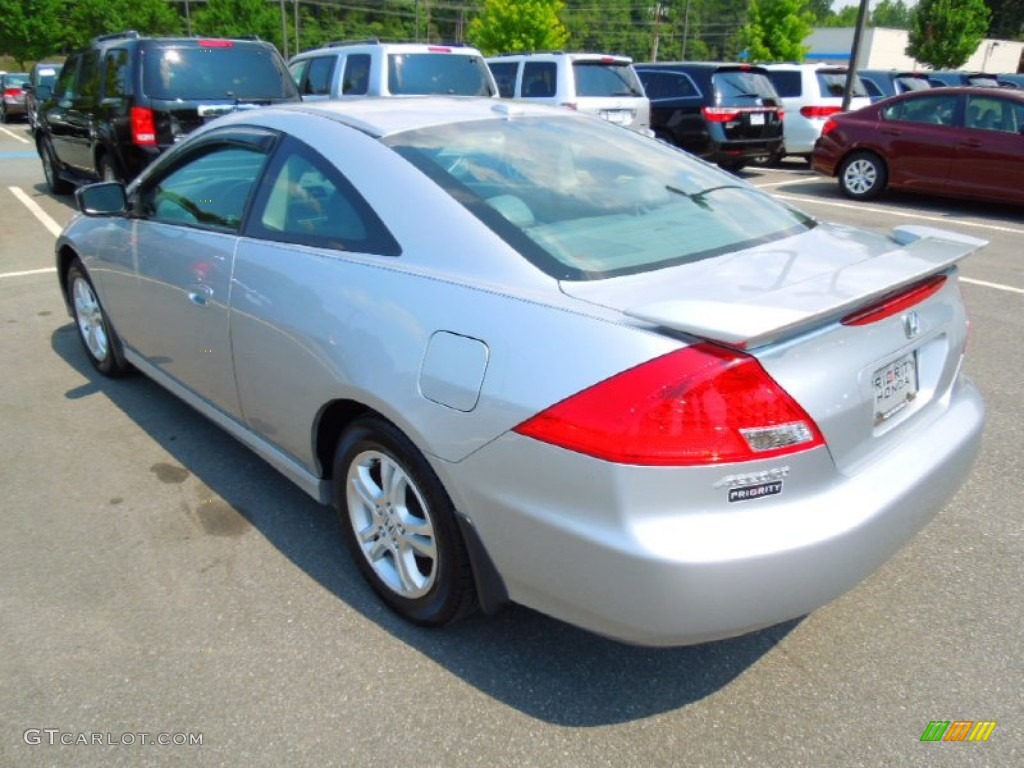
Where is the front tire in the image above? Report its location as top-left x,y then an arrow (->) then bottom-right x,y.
67,259 -> 131,377
334,416 -> 477,626
839,151 -> 887,200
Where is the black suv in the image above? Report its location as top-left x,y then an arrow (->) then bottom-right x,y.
635,62 -> 783,172
36,31 -> 299,193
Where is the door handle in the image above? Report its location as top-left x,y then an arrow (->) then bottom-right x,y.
187,283 -> 213,307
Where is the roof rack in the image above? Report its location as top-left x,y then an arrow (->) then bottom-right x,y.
92,30 -> 140,44
326,38 -> 381,48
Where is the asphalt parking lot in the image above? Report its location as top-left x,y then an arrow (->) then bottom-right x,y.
1,119 -> 1021,767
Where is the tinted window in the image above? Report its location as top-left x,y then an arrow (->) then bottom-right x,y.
488,61 -> 518,98
386,53 -> 492,96
142,44 -> 296,100
34,65 -> 61,88
817,71 -> 867,98
712,71 -> 777,102
52,55 -> 79,99
637,71 -> 699,100
966,95 -> 1022,132
861,79 -> 883,99
76,51 -> 101,104
572,62 -> 643,97
766,71 -> 801,98
522,62 -> 556,97
305,56 -> 335,95
141,146 -> 267,232
342,54 -> 370,95
884,94 -> 958,126
102,49 -> 130,99
248,136 -> 400,256
895,76 -> 932,93
387,116 -> 811,280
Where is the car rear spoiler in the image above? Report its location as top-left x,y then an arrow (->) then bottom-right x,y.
624,226 -> 987,349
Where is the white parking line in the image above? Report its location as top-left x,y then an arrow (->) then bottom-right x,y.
8,185 -> 63,237
0,267 -> 57,280
773,193 -> 1024,236
961,277 -> 1024,295
0,125 -> 31,144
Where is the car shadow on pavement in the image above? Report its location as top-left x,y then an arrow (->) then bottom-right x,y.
51,324 -> 801,727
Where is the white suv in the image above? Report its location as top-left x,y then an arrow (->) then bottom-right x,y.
486,52 -> 650,132
761,63 -> 871,161
289,39 -> 497,99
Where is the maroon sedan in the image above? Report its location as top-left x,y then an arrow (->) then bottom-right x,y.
812,86 -> 1024,204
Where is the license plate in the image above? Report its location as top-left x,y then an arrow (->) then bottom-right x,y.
873,351 -> 918,424
601,109 -> 630,125
749,112 -> 765,125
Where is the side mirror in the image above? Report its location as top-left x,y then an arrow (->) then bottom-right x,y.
22,83 -> 34,94
75,182 -> 127,216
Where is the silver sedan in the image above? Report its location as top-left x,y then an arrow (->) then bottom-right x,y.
57,98 -> 985,646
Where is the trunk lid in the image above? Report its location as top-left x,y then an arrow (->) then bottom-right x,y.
560,223 -> 986,470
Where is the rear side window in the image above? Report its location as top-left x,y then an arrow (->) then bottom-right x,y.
816,71 -> 867,98
522,62 -> 556,97
572,62 -> 643,97
102,49 -> 130,99
342,54 -> 370,95
637,71 -> 699,100
713,71 -> 777,103
765,71 -> 802,98
142,44 -> 296,100
488,61 -> 518,98
386,53 -> 493,96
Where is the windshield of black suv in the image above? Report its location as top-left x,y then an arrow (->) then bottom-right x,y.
142,44 -> 297,101
572,61 -> 644,97
387,115 -> 812,280
712,70 -> 778,104
387,53 -> 494,96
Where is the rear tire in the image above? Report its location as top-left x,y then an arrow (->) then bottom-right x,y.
839,151 -> 887,200
333,416 -> 477,626
41,137 -> 73,195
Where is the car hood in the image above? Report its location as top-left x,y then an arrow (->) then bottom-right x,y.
559,222 -> 986,348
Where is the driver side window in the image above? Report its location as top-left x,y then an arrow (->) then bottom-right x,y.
140,146 -> 267,232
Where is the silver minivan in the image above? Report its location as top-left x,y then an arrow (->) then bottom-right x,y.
486,52 -> 650,132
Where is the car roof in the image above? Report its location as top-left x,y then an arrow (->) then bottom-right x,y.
294,41 -> 484,58
636,61 -> 768,72
234,96 -> 581,137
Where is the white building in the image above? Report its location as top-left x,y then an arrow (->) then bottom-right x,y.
804,27 -> 1023,72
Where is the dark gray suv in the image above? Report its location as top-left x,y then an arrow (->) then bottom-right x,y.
36,31 -> 299,192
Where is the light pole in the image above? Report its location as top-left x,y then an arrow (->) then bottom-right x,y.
983,41 -> 1000,72
279,0 -> 288,59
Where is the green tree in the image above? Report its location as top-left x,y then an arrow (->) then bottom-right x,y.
872,0 -> 912,28
736,0 -> 814,62
986,0 -> 1024,39
804,0 -> 834,23
907,0 -> 991,68
467,0 -> 568,56
0,0 -> 65,67
818,6 -> 860,26
193,0 -> 282,47
63,0 -> 182,49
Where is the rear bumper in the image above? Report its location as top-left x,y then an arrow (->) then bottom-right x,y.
443,377 -> 984,646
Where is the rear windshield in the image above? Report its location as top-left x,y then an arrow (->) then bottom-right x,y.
142,45 -> 296,100
4,74 -> 29,88
712,70 -> 778,103
35,67 -> 60,87
572,61 -> 644,97
895,76 -> 932,93
817,71 -> 868,98
387,53 -> 494,96
385,116 -> 811,281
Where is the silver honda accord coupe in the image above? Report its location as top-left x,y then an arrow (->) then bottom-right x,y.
57,97 -> 985,646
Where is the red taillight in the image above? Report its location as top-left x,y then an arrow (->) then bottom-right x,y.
800,105 -> 843,119
841,275 -> 947,326
199,39 -> 233,48
513,343 -> 825,466
702,106 -> 741,122
3,87 -> 21,98
131,106 -> 157,147
820,118 -> 839,137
